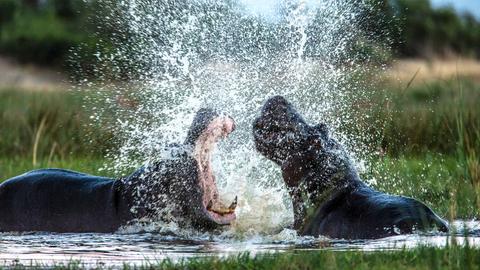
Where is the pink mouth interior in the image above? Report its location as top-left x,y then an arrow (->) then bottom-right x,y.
193,115 -> 236,225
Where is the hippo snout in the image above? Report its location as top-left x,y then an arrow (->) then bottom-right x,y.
262,95 -> 288,110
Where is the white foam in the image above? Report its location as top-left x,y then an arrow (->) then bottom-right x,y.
80,0 -> 381,237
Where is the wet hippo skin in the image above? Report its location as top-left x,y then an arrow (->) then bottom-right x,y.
0,108 -> 237,233
253,96 -> 449,239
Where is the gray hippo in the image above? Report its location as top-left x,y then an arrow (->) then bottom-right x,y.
0,108 -> 237,233
253,96 -> 448,239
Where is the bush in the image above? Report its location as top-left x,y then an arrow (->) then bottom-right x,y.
392,0 -> 480,58
0,0 -> 18,26
0,1 -> 102,75
0,12 -> 78,65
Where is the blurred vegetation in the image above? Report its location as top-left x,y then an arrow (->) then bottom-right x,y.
391,0 -> 480,58
0,156 -> 110,181
1,80 -> 477,159
353,78 -> 479,218
0,0 -> 479,77
360,0 -> 480,59
366,155 -> 478,218
0,0 -> 106,76
332,78 -> 479,158
369,79 -> 479,156
0,89 -> 113,160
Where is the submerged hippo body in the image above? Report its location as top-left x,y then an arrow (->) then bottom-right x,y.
253,96 -> 448,239
0,109 -> 237,233
0,170 -> 127,233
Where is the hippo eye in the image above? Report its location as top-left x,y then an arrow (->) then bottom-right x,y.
313,123 -> 329,137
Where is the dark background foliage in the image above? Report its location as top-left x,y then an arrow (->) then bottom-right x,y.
0,0 -> 479,76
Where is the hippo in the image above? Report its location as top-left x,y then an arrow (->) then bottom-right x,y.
0,108 -> 237,233
253,96 -> 449,239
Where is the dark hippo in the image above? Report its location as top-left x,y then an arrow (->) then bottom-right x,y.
0,108 -> 237,233
253,96 -> 448,239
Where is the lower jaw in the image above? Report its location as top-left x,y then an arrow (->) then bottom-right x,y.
205,209 -> 236,225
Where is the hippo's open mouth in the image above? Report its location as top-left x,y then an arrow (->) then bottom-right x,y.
193,115 -> 237,225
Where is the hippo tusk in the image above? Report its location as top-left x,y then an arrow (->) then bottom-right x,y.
206,197 -> 238,216
228,196 -> 238,210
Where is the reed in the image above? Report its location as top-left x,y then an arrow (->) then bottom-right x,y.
454,92 -> 480,212
360,79 -> 480,156
4,245 -> 480,270
0,88 -> 113,159
32,115 -> 47,167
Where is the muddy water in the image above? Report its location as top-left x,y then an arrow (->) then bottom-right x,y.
0,221 -> 479,267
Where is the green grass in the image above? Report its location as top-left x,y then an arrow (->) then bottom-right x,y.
347,78 -> 480,219
0,0 -> 103,74
1,79 -> 478,158
0,156 -> 113,181
1,79 -> 479,158
366,155 -> 478,219
3,246 -> 480,269
0,88 -> 113,159
348,78 -> 480,156
151,246 -> 480,270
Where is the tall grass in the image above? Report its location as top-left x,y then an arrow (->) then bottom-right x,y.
1,80 -> 478,158
454,83 -> 480,212
5,245 -> 480,270
366,155 -> 478,218
0,88 -> 112,159
354,79 -> 480,156
354,78 -> 480,219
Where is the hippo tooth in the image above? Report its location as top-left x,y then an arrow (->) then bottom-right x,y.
228,196 -> 238,210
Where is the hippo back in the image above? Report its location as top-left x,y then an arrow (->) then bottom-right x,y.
0,169 -> 130,233
302,186 -> 449,239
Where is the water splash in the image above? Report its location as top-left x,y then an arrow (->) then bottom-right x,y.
79,0 -> 381,235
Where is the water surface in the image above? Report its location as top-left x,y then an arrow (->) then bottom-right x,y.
1,221 -> 479,267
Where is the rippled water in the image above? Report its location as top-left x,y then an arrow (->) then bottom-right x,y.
1,221 -> 479,267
